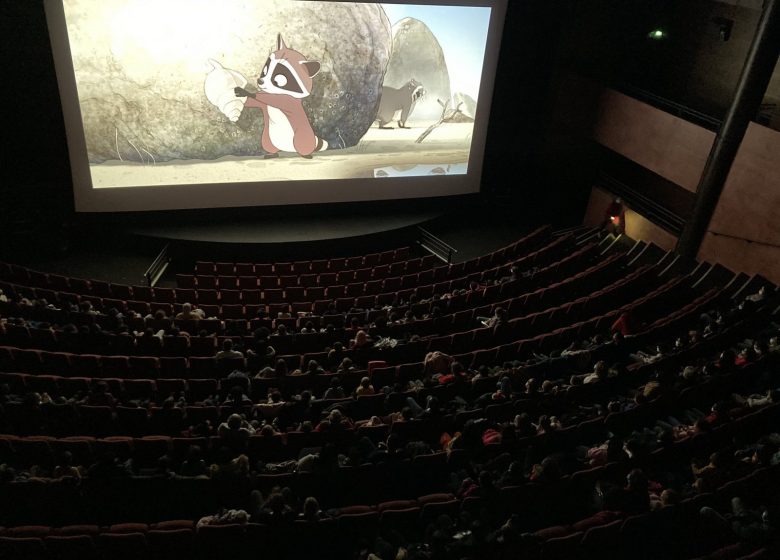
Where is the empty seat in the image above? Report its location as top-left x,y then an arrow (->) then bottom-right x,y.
44,534 -> 99,560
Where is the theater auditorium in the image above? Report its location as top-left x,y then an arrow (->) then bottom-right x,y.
1,0 -> 779,559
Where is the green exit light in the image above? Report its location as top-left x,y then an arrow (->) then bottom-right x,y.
648,29 -> 667,40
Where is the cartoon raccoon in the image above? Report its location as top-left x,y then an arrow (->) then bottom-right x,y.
376,79 -> 425,129
235,34 -> 327,159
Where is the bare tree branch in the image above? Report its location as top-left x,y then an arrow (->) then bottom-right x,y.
415,100 -> 464,144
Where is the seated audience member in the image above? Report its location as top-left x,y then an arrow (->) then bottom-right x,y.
222,385 -> 252,407
82,382 -> 117,407
53,451 -> 81,479
299,496 -> 328,522
272,358 -> 289,378
176,302 -> 203,320
256,391 -> 286,419
617,468 -> 651,515
323,377 -> 346,400
356,376 -> 376,397
479,307 -> 507,328
583,361 -> 609,384
350,329 -> 372,349
424,351 -> 454,376
216,338 -> 244,360
305,359 -> 325,375
179,445 -> 207,477
217,413 -> 254,448
336,357 -> 355,374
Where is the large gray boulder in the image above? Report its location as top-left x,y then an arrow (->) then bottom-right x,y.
66,0 -> 391,163
383,18 -> 451,121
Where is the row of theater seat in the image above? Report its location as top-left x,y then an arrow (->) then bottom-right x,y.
0,235 -> 580,321
195,245 -> 411,275
0,226 -> 552,308
0,244 -> 621,348
2,404 -> 778,559
3,298 -> 776,556
0,492 -> 459,560
2,469 -> 775,560
0,259 -> 655,362
1,333 -> 773,457
0,282 -> 720,382
2,228 -> 775,558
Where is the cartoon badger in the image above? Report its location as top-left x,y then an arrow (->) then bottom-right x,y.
234,34 -> 328,159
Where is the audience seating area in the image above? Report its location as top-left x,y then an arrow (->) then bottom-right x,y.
1,226 -> 779,559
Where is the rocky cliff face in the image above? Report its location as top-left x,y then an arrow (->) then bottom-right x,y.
451,92 -> 478,121
66,0 -> 391,162
383,18 -> 451,121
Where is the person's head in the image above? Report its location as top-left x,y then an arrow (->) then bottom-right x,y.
59,450 -> 73,467
594,361 -> 607,376
186,445 -> 202,463
230,385 -> 244,400
303,496 -> 320,518
307,360 -> 320,373
708,451 -> 724,468
222,339 -> 233,352
328,408 -> 343,424
266,492 -> 286,514
339,357 -> 353,371
626,468 -> 648,491
607,401 -> 622,413
260,424 -> 275,437
275,359 -> 288,376
182,303 -> 192,313
525,378 -> 538,393
539,456 -> 560,480
276,324 -> 287,335
360,377 -> 371,389
478,470 -> 494,489
514,413 -> 530,429
227,413 -> 242,430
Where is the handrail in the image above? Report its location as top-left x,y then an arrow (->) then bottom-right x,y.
417,227 -> 458,264
597,172 -> 686,235
707,230 -> 780,250
614,83 -> 723,131
144,244 -> 171,287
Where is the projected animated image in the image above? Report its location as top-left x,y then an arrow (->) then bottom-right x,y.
62,0 -> 491,187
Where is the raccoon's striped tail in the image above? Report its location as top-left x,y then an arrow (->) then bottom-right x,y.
315,137 -> 329,151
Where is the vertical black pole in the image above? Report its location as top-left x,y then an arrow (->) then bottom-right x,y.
676,0 -> 780,261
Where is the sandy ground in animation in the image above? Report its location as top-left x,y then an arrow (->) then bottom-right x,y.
90,122 -> 473,188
